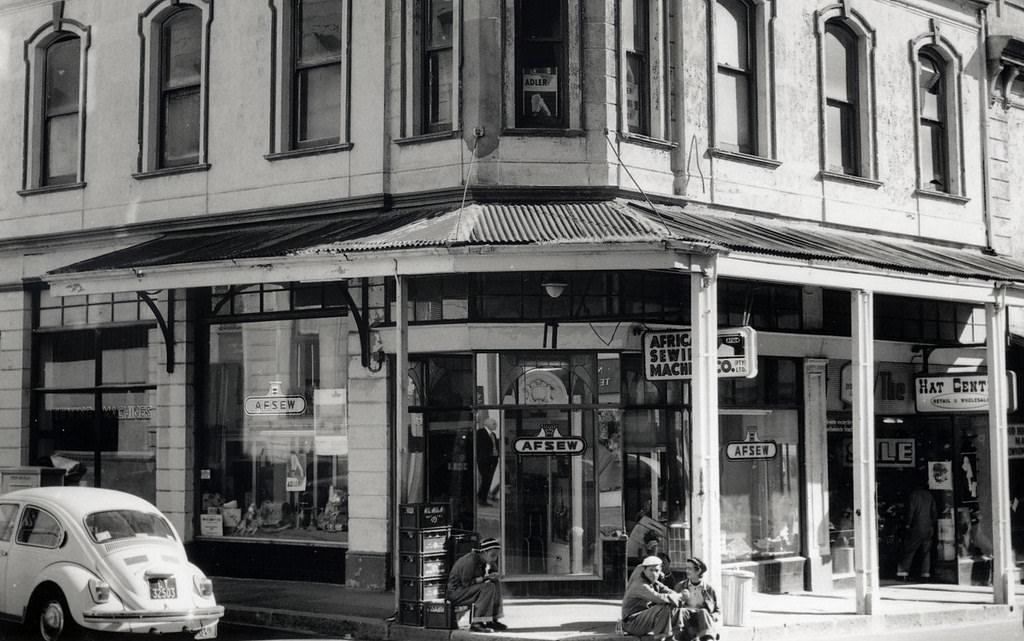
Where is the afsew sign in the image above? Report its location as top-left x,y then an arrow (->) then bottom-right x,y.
513,426 -> 586,456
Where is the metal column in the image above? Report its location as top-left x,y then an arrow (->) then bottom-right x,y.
986,299 -> 1016,605
393,275 -> 409,611
851,290 -> 879,614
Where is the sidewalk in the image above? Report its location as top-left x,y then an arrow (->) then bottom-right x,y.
213,578 -> 1024,640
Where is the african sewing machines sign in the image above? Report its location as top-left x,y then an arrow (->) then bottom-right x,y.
913,372 -> 1018,413
642,327 -> 757,380
244,381 -> 307,416
513,424 -> 586,456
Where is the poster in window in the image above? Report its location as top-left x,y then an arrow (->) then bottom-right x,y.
928,460 -> 953,491
286,452 -> 306,492
523,67 -> 558,119
314,388 -> 348,456
625,57 -> 642,131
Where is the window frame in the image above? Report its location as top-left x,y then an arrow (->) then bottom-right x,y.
708,0 -> 774,159
137,0 -> 212,176
911,39 -> 964,197
268,0 -> 352,157
405,0 -> 460,137
506,0 -> 582,131
619,0 -> 669,140
815,9 -> 876,180
21,15 -> 89,194
16,507 -> 64,550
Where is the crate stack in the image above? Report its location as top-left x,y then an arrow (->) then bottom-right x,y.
397,503 -> 452,629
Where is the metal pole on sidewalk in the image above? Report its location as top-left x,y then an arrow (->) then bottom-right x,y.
986,297 -> 1016,604
394,274 -> 409,616
851,289 -> 879,615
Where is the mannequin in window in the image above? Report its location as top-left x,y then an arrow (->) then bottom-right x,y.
476,417 -> 500,506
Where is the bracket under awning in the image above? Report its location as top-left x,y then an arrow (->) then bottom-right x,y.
138,289 -> 175,374
340,278 -> 378,369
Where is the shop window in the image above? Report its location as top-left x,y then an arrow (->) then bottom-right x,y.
510,0 -> 581,130
621,0 -> 668,139
22,14 -> 88,193
405,0 -> 458,136
32,321 -> 156,502
718,279 -> 801,331
137,0 -> 211,174
208,282 -> 354,317
874,295 -> 984,344
200,316 -> 349,542
387,275 -> 469,322
38,290 -> 153,329
913,43 -> 962,195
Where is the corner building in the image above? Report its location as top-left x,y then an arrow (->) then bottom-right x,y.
3,0 -> 1024,611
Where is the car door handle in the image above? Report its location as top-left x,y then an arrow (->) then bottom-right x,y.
0,550 -> 7,556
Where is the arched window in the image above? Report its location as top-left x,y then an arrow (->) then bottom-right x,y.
824,20 -> 859,175
42,35 -> 81,186
715,0 -> 754,154
158,7 -> 202,168
918,48 -> 947,192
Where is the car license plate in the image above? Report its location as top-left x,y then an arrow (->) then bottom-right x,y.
195,622 -> 218,639
149,577 -> 177,600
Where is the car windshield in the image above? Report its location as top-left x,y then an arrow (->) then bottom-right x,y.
85,510 -> 176,543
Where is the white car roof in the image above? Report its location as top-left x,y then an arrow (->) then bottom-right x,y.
1,486 -> 163,522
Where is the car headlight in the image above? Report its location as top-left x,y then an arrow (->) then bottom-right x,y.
89,579 -> 111,603
193,575 -> 213,598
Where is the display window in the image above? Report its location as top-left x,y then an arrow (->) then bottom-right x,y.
199,283 -> 355,543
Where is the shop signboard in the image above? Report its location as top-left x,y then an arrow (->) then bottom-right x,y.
725,436 -> 777,460
840,438 -> 915,468
914,372 -> 1017,413
642,327 -> 757,381
1008,424 -> 1024,459
244,382 -> 307,416
513,425 -> 586,456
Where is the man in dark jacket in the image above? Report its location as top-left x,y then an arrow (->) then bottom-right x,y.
897,483 -> 936,580
447,537 -> 506,632
476,418 -> 499,506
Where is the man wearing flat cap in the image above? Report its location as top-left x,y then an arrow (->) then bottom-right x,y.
621,555 -> 686,640
448,537 -> 507,633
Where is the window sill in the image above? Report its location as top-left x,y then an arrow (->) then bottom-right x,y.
264,143 -> 353,161
133,164 -> 211,180
617,132 -> 678,150
395,130 -> 460,145
914,188 -> 969,204
18,182 -> 86,197
502,128 -> 586,138
818,170 -> 883,189
709,148 -> 781,169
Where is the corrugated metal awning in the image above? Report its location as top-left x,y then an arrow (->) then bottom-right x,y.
46,199 -> 1024,297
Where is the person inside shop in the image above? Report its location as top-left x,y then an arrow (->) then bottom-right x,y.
897,476 -> 937,581
476,417 -> 500,507
673,557 -> 720,641
621,556 -> 685,641
448,537 -> 507,633
628,530 -> 675,586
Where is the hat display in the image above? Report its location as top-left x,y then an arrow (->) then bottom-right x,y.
640,555 -> 663,567
476,537 -> 501,552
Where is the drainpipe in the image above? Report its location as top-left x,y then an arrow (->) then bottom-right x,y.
978,5 -> 996,253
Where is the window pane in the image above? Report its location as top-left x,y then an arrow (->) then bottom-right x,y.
100,327 -> 150,386
37,392 -> 100,488
45,37 -> 80,113
626,53 -> 647,134
919,54 -> 942,121
715,70 -> 751,152
715,0 -> 748,70
161,89 -> 200,166
826,101 -> 856,174
824,27 -> 852,101
45,113 -> 78,184
163,9 -> 202,90
40,331 -> 95,388
298,0 -> 343,64
520,0 -> 562,39
297,64 -> 341,142
426,0 -> 453,48
632,0 -> 648,52
920,121 -> 945,191
100,390 -> 157,503
426,50 -> 452,128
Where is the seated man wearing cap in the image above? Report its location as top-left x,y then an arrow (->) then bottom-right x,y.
447,537 -> 507,633
621,555 -> 685,640
672,557 -> 719,641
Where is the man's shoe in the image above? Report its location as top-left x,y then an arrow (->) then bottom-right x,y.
486,621 -> 508,631
470,623 -> 493,633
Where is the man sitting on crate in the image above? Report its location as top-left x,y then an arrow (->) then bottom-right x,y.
621,555 -> 685,641
447,537 -> 506,633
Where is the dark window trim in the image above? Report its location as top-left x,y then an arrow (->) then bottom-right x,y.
818,169 -> 882,189
824,20 -> 861,176
264,142 -> 353,161
290,0 -> 344,150
395,129 -> 461,145
157,7 -> 202,169
132,163 -> 211,180
514,0 -> 569,129
713,0 -> 756,155
41,35 -> 81,187
18,182 -> 86,197
709,147 -> 780,169
420,0 -> 454,134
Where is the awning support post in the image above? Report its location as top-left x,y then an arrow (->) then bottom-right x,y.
138,289 -> 175,374
393,274 -> 409,615
851,289 -> 879,615
986,298 -> 1016,604
341,278 -> 377,369
689,259 -> 721,586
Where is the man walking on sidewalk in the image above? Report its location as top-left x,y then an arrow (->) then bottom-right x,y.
448,537 -> 507,633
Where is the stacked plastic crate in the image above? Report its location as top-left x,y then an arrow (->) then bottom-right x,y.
397,503 -> 451,628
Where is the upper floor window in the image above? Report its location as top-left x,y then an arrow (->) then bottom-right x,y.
159,8 -> 202,167
138,0 -> 211,174
21,13 -> 89,194
914,44 -> 961,195
823,21 -> 859,175
621,0 -> 668,139
714,0 -> 753,153
268,0 -> 350,155
508,0 -> 581,130
419,0 -> 455,133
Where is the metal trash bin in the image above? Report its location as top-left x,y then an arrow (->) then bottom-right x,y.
719,569 -> 754,627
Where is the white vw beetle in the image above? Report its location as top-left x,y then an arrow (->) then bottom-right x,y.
0,486 -> 223,640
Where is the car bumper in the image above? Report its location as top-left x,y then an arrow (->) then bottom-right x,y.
82,605 -> 224,633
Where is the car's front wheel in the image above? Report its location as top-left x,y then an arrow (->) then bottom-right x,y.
27,588 -> 82,641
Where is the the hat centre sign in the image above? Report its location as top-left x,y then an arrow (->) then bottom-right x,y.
914,372 -> 1017,413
